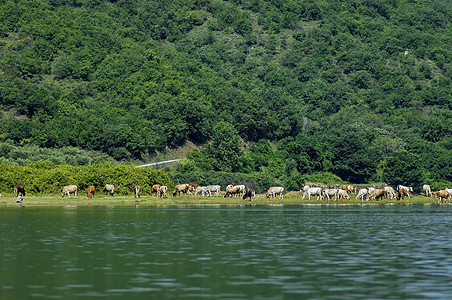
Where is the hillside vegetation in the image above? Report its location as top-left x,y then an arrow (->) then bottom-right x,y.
0,0 -> 451,191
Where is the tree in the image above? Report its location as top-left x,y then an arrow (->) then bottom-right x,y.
0,0 -> 450,183
382,151 -> 423,192
202,122 -> 243,172
328,125 -> 381,183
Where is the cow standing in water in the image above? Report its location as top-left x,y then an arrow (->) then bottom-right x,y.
14,185 -> 26,197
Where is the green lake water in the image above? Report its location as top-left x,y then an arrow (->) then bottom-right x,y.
1,204 -> 451,299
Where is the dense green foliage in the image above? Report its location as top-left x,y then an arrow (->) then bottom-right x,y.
0,0 -> 451,190
0,161 -> 170,195
0,140 -> 110,165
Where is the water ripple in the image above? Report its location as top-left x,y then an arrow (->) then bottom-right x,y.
0,205 -> 451,299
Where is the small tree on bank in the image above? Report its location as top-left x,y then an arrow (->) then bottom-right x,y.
202,122 -> 243,172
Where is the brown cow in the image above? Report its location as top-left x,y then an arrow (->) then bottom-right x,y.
432,190 -> 451,203
187,185 -> 196,195
172,184 -> 189,196
396,189 -> 408,201
341,185 -> 356,193
87,186 -> 95,199
224,186 -> 241,198
14,184 -> 26,197
149,184 -> 161,197
366,189 -> 385,201
186,183 -> 199,195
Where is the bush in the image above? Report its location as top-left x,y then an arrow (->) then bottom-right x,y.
0,142 -> 96,166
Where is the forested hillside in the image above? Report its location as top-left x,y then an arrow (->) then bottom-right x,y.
0,0 -> 451,190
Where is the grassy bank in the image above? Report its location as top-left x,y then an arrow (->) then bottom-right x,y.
0,192 -> 444,208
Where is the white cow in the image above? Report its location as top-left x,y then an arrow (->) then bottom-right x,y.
104,184 -> 115,196
157,185 -> 168,198
61,185 -> 78,198
301,187 -> 323,200
323,188 -> 339,201
383,186 -> 396,199
266,187 -> 284,199
337,189 -> 350,200
356,188 -> 369,201
206,185 -> 221,196
236,185 -> 246,196
422,184 -> 432,197
134,185 -> 141,198
195,186 -> 208,196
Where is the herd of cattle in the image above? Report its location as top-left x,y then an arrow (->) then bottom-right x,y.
2,183 -> 451,203
60,184 -> 169,199
56,183 -> 280,201
300,184 -> 451,203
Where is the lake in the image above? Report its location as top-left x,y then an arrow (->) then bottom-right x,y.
1,204 -> 451,299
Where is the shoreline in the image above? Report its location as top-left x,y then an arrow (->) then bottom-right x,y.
0,194 -> 445,208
